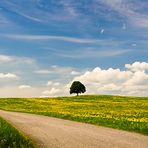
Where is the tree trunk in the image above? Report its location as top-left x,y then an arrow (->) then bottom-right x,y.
77,93 -> 79,96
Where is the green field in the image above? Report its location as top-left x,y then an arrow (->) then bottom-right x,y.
0,117 -> 35,148
0,95 -> 147,135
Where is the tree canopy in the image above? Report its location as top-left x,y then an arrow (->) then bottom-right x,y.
70,81 -> 86,96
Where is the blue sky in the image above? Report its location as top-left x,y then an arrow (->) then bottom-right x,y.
0,0 -> 148,97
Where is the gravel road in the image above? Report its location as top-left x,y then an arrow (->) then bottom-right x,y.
0,110 -> 147,148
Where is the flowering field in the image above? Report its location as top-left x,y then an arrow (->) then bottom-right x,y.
0,95 -> 147,135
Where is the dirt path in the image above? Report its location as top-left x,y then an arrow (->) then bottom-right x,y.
0,110 -> 147,148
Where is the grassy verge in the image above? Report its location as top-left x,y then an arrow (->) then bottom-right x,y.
0,95 -> 147,135
0,117 -> 35,148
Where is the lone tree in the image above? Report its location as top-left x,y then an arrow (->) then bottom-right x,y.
70,81 -> 86,96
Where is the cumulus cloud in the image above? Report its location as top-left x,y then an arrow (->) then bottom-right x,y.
47,81 -> 60,86
42,88 -> 60,96
0,86 -> 45,98
40,61 -> 148,97
71,62 -> 148,96
47,81 -> 53,86
0,55 -> 13,63
0,73 -> 18,79
18,85 -> 31,89
124,71 -> 148,86
125,62 -> 148,72
71,71 -> 80,75
54,82 -> 60,86
1,61 -> 148,97
42,80 -> 69,97
0,54 -> 34,65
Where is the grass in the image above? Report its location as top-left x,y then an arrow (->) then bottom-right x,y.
0,95 -> 147,135
0,117 -> 35,148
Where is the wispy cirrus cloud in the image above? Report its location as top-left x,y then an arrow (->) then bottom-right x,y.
52,48 -> 131,59
0,0 -> 79,23
100,0 -> 148,28
34,65 -> 85,84
1,0 -> 148,30
35,65 -> 82,75
3,34 -> 102,44
0,0 -> 147,98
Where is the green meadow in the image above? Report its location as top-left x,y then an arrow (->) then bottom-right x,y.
0,95 -> 148,135
0,117 -> 35,148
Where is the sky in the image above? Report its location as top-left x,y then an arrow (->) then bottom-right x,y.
0,0 -> 148,97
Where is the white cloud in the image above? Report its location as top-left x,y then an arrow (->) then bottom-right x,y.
42,80 -> 69,97
14,11 -> 44,23
35,70 -> 51,74
0,55 -> 13,63
0,73 -> 18,79
124,71 -> 148,86
0,61 -> 148,97
42,90 -> 50,95
100,29 -> 105,34
125,62 -> 148,72
35,65 -> 73,74
73,67 -> 132,85
35,65 -> 83,77
0,54 -> 34,65
71,61 -> 148,96
54,82 -> 60,86
0,86 -> 45,98
42,88 -> 60,96
47,81 -> 60,86
3,34 -> 100,44
47,81 -> 53,86
101,0 -> 148,28
71,71 -> 80,75
58,49 -> 130,59
1,0 -> 79,24
133,17 -> 148,28
19,85 -> 31,89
